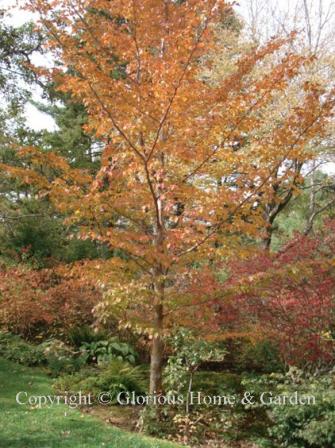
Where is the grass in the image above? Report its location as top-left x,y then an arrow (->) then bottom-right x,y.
0,357 -> 180,448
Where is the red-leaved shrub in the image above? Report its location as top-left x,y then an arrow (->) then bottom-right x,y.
180,221 -> 335,368
0,267 -> 101,339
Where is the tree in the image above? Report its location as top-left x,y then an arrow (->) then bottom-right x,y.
5,0 -> 334,394
0,14 -> 50,265
241,0 -> 335,242
216,220 -> 335,367
36,87 -> 101,172
0,13 -> 43,104
0,12 -> 107,266
267,170 -> 335,249
241,0 -> 335,52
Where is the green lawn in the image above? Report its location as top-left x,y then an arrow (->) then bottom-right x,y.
0,358 -> 180,448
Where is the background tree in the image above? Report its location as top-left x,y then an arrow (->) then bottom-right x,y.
240,0 -> 335,243
36,86 -> 101,172
0,9 -> 109,266
0,13 -> 48,265
221,221 -> 335,368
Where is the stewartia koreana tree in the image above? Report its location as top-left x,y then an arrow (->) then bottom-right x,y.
4,0 -> 335,393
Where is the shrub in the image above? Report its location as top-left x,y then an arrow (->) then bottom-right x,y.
235,339 -> 284,373
219,227 -> 335,368
241,368 -> 335,448
164,328 -> 226,396
0,267 -> 101,339
67,325 -> 108,348
40,339 -> 87,376
0,269 -> 52,338
54,368 -> 100,395
0,332 -> 46,366
151,329 -> 228,444
80,338 -> 138,365
46,279 -> 101,336
96,359 -> 146,401
54,359 -> 146,403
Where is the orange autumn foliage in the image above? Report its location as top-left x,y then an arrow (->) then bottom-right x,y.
2,0 -> 334,391
0,267 -> 101,339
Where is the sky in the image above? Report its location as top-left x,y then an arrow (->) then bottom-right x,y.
1,0 -> 335,175
0,0 -> 291,131
1,0 -> 58,131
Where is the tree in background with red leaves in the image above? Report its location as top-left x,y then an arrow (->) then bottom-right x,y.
185,219 -> 335,368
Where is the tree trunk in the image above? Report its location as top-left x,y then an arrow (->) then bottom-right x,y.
149,303 -> 164,394
305,160 -> 317,235
261,213 -> 273,251
261,232 -> 272,250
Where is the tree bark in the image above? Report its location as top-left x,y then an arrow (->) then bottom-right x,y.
261,211 -> 274,251
261,228 -> 272,250
149,302 -> 164,394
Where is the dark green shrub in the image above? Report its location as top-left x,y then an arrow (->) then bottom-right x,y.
53,368 -> 100,395
0,332 -> 45,366
193,371 -> 242,396
236,339 -> 283,373
40,339 -> 86,376
242,368 -> 335,448
80,338 -> 138,365
67,325 -> 108,348
54,359 -> 146,403
96,359 -> 146,401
